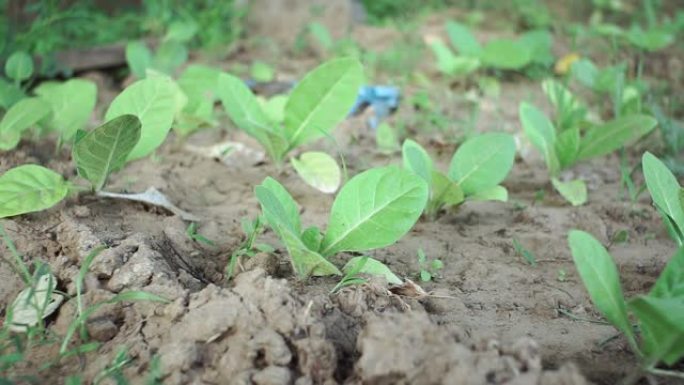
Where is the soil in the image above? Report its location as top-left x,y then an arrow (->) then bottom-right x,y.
1,9 -> 683,385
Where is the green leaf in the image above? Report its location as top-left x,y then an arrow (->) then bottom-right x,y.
552,178 -> 587,206
343,256 -> 402,285
468,185 -> 508,202
642,152 -> 684,243
555,127 -> 580,169
571,59 -> 598,88
481,39 -> 531,70
402,139 -> 433,186
428,40 -> 480,77
7,271 -> 63,332
291,151 -> 341,194
216,73 -> 286,161
519,30 -> 553,65
34,79 -> 97,141
5,51 -> 33,82
448,133 -> 515,196
73,115 -> 142,191
320,166 -> 428,257
283,57 -> 364,149
105,76 -> 178,161
629,296 -> 684,365
431,171 -> 464,207
177,65 -> 220,114
519,102 -> 560,175
649,247 -> 684,299
257,177 -> 301,234
375,122 -> 399,154
255,179 -> 339,277
567,230 -> 636,347
0,98 -> 51,150
164,21 -> 197,42
577,115 -> 656,161
301,226 -> 322,252
125,41 -> 152,79
0,165 -> 68,218
251,61 -> 275,82
152,40 -> 188,75
258,95 -> 288,125
627,26 -> 674,52
445,21 -> 482,56
0,78 -> 25,109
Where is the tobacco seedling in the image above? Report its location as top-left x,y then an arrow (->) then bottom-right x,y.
126,21 -> 197,78
224,216 -> 275,281
255,165 -> 428,278
0,77 -> 97,150
428,21 -> 553,77
402,132 -> 516,219
331,256 -> 402,294
1,51 -> 33,110
642,152 -> 684,246
0,74 -> 189,220
519,82 -> 656,206
417,249 -> 443,282
217,57 -> 364,166
568,230 -> 684,380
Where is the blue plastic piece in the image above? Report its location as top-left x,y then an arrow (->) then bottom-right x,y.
246,80 -> 400,129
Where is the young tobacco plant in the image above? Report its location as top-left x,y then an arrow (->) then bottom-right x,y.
519,80 -> 656,206
255,165 -> 428,278
217,57 -> 364,166
568,230 -> 684,380
428,20 -> 553,77
0,74 -> 186,219
642,152 -> 684,246
126,21 -> 197,78
402,133 -> 516,219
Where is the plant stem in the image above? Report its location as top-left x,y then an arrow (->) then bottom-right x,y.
646,368 -> 684,380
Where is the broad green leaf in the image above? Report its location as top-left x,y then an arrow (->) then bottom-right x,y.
251,61 -> 275,82
105,76 -> 177,161
519,30 -> 553,65
0,165 -> 68,218
152,40 -> 188,75
255,181 -> 339,277
34,79 -> 97,140
577,115 -> 656,161
308,22 -> 334,51
448,133 -> 515,196
431,171 -> 464,207
428,41 -> 480,77
164,21 -> 197,42
0,98 -> 51,150
402,139 -> 433,186
0,78 -> 25,109
73,115 -> 142,191
552,178 -> 587,206
375,122 -> 399,154
291,151 -> 341,194
446,21 -> 482,56
177,65 -> 220,114
468,185 -> 508,202
283,57 -> 364,148
542,79 -> 583,113
568,230 -> 636,346
258,177 -> 301,234
125,41 -> 152,79
301,226 -> 322,252
343,256 -> 402,285
627,26 -> 674,52
5,51 -> 33,82
629,296 -> 684,365
571,59 -> 598,88
216,73 -> 286,161
481,39 -> 531,70
258,95 -> 288,125
650,247 -> 684,299
519,102 -> 560,175
555,127 -> 580,169
642,152 -> 684,242
320,166 -> 428,257
7,271 -> 63,332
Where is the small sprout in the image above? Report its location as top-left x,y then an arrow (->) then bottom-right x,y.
331,256 -> 369,294
513,238 -> 537,266
557,269 -> 567,282
417,249 -> 443,282
186,222 -> 215,246
611,229 -> 629,245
